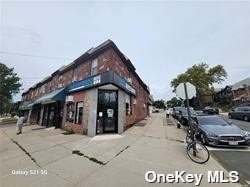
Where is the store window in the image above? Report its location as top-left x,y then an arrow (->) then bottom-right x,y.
75,102 -> 84,124
125,94 -> 132,115
66,103 -> 75,123
91,59 -> 98,75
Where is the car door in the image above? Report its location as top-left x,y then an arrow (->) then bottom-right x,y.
238,107 -> 245,120
233,107 -> 241,119
244,107 -> 250,120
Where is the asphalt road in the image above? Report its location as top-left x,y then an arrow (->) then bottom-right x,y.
221,114 -> 250,132
211,151 -> 250,184
210,115 -> 250,184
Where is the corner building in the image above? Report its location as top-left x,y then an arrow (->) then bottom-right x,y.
20,40 -> 150,136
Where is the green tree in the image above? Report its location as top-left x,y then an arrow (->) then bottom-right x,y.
0,63 -> 22,115
170,63 -> 227,107
153,100 -> 166,110
166,97 -> 182,108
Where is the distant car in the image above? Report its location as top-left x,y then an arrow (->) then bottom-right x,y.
178,108 -> 197,126
195,115 -> 250,147
172,107 -> 185,119
202,106 -> 219,115
228,107 -> 250,121
152,107 -> 159,113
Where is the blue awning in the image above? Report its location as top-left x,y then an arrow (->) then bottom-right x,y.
19,100 -> 34,110
34,88 -> 66,104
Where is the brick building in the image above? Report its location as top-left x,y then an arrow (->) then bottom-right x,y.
19,40 -> 150,136
231,77 -> 250,106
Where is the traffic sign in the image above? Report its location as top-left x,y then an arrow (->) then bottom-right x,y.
176,82 -> 196,99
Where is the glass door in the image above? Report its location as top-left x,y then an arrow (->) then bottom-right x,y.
96,90 -> 118,134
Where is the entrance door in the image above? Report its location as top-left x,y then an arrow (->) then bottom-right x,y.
42,103 -> 56,127
96,90 -> 118,134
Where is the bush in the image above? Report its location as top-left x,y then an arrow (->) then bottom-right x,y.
62,128 -> 75,135
11,112 -> 17,117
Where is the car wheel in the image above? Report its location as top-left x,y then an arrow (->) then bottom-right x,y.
201,133 -> 208,145
244,115 -> 249,122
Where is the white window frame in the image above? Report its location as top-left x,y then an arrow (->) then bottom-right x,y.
75,102 -> 84,124
91,58 -> 98,76
125,94 -> 132,115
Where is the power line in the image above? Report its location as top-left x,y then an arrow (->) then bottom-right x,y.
0,51 -> 73,60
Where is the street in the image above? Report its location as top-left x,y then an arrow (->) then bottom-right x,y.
221,115 -> 250,132
208,114 -> 250,185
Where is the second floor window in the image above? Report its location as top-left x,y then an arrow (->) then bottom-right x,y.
72,67 -> 77,82
91,59 -> 98,76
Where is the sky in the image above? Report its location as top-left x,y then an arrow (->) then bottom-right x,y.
1,1 -> 250,102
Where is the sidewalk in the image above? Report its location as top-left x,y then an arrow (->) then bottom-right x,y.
0,113 -> 242,187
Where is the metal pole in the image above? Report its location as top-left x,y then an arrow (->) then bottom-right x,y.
184,83 -> 194,140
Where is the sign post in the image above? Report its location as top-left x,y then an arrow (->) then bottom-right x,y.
184,83 -> 192,127
176,82 -> 196,140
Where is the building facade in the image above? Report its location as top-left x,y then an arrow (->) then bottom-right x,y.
231,77 -> 250,106
19,40 -> 150,136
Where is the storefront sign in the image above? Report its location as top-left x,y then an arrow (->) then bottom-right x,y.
118,78 -> 136,95
68,75 -> 101,92
68,71 -> 136,96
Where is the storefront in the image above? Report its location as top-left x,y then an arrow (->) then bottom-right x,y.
62,70 -> 136,136
19,40 -> 150,137
18,100 -> 34,123
31,88 -> 66,128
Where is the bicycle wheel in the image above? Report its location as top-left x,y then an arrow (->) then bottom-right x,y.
187,141 -> 210,164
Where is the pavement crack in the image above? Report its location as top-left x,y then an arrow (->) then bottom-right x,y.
115,145 -> 130,157
143,135 -> 162,139
10,138 -> 41,167
72,150 -> 106,165
165,137 -> 185,143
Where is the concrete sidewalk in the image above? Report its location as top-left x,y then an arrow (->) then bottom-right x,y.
0,113 -> 242,187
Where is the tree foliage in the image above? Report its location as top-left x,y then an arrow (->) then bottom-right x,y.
171,63 -> 227,94
153,100 -> 166,110
166,97 -> 182,108
0,63 -> 22,115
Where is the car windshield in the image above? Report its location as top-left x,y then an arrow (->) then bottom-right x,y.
197,116 -> 228,126
180,109 -> 196,115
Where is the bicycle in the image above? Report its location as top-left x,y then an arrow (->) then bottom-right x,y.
186,120 -> 210,164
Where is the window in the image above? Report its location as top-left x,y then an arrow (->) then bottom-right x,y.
41,85 -> 45,93
125,94 -> 132,115
75,102 -> 83,124
72,67 -> 77,82
91,59 -> 98,75
66,103 -> 74,123
59,75 -> 63,82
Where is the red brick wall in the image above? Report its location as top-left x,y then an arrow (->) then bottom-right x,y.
59,69 -> 73,87
76,60 -> 91,81
103,48 -> 149,127
62,91 -> 88,134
